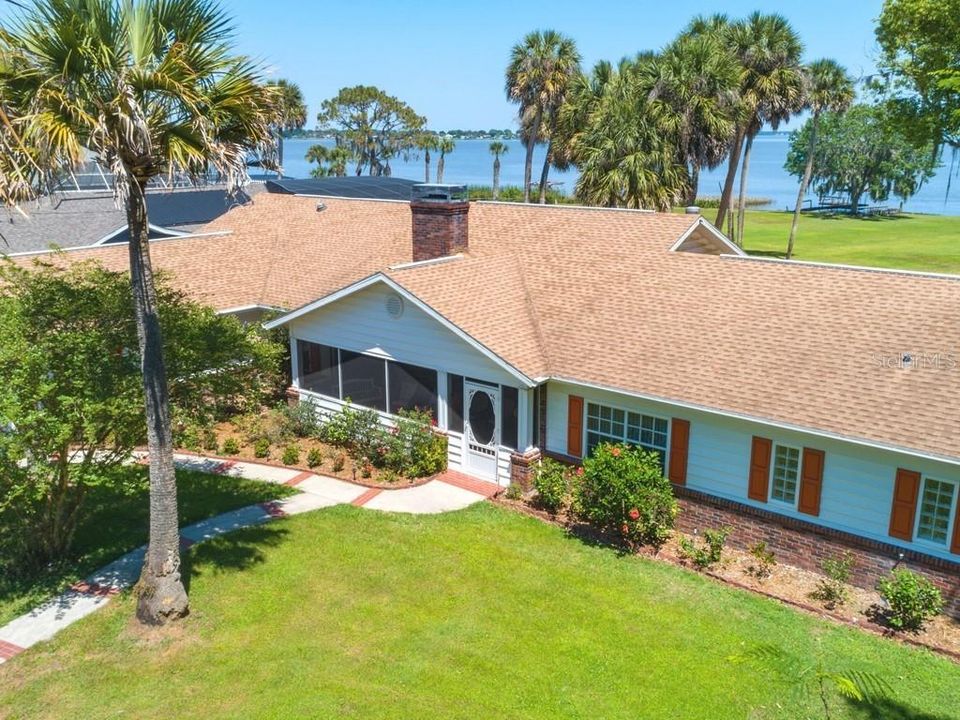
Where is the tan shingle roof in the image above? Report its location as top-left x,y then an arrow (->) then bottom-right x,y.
8,193 -> 960,461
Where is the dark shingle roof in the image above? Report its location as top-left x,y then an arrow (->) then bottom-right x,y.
265,176 -> 419,200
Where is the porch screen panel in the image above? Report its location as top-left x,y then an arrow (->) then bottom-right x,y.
339,350 -> 387,411
501,386 -> 519,449
388,361 -> 438,419
448,374 -> 464,433
297,340 -> 339,397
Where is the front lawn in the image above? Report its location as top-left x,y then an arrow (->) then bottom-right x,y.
736,210 -> 960,274
2,504 -> 957,719
0,467 -> 295,627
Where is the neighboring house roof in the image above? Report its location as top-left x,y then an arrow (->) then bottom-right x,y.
0,185 -> 261,254
8,192 -> 960,463
266,176 -> 420,200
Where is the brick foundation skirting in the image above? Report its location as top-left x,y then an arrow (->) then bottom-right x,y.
674,485 -> 960,620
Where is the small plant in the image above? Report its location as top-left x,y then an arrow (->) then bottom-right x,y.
532,458 -> 571,514
504,482 -> 524,500
379,468 -> 400,484
360,459 -> 373,479
281,444 -> 301,466
279,401 -> 321,438
306,447 -> 324,468
201,427 -> 219,452
678,527 -> 731,570
746,541 -> 777,580
221,437 -> 241,456
331,452 -> 346,473
253,437 -> 271,459
877,569 -> 943,632
812,552 -> 854,609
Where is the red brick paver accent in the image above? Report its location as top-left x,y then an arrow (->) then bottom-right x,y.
351,488 -> 382,507
0,640 -> 25,661
259,500 -> 288,518
69,581 -> 119,598
285,471 -> 314,487
437,470 -> 501,498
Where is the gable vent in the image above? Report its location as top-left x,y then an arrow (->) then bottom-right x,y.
385,294 -> 405,319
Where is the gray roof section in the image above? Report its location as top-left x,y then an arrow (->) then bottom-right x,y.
265,176 -> 419,200
0,185 -> 262,255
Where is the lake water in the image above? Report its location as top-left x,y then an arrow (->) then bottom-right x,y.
278,135 -> 960,216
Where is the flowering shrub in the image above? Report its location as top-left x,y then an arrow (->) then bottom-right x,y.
533,458 -> 574,514
575,442 -> 678,550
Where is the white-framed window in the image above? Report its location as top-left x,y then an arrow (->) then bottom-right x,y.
916,477 -> 957,546
585,401 -> 668,469
769,444 -> 801,506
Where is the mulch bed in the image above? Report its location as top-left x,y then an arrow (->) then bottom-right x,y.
495,496 -> 960,662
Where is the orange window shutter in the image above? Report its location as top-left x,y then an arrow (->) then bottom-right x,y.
668,418 -> 690,485
567,395 -> 584,458
889,468 -> 920,541
748,436 -> 772,502
798,448 -> 825,516
952,501 -> 960,555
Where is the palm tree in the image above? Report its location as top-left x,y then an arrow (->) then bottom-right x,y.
489,141 -> 508,199
505,30 -> 581,202
306,143 -> 352,177
0,0 -> 276,625
265,79 -> 307,175
645,33 -> 741,206
786,60 -> 854,259
436,136 -> 455,183
730,14 -> 804,246
415,133 -> 438,183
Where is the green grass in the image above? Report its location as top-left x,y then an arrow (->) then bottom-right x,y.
1,504 -> 957,719
733,210 -> 960,274
0,467 -> 295,627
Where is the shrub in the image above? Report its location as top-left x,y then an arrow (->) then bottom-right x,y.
306,447 -> 324,468
201,427 -> 219,452
379,409 -> 447,478
678,527 -> 731,570
379,469 -> 400,484
281,444 -> 301,466
533,458 -> 571,514
279,401 -> 320,438
812,552 -> 854,609
746,541 -> 777,580
504,482 -> 524,500
877,569 -> 943,631
221,437 -> 241,456
331,452 -> 346,473
320,402 -> 383,459
360,459 -> 373,479
253,438 -> 271,459
575,443 -> 678,550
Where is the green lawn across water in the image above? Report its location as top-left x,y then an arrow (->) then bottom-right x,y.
1,503 -> 957,719
0,468 -> 295,627
731,209 -> 960,274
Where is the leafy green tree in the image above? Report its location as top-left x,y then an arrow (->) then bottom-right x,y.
0,0 -> 277,624
0,261 -> 281,576
435,136 -> 455,183
265,78 -> 308,175
645,33 -> 742,205
785,104 -> 937,214
488,141 -> 508,199
305,143 -> 353,177
570,56 -> 688,210
786,60 -> 854,259
316,85 -> 426,177
505,30 -> 582,203
876,0 -> 960,177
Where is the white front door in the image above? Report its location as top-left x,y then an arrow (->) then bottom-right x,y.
464,380 -> 499,479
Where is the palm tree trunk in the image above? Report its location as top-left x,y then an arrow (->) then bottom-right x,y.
786,114 -> 819,260
128,178 -> 188,626
493,157 -> 501,200
523,108 -> 542,203
687,162 -> 701,207
277,131 -> 284,178
424,149 -> 430,183
715,128 -> 744,229
537,140 -> 552,204
437,155 -> 445,184
735,132 -> 756,247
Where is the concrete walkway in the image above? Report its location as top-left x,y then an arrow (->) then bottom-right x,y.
0,454 -> 499,665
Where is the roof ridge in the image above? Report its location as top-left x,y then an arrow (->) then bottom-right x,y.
722,254 -> 960,281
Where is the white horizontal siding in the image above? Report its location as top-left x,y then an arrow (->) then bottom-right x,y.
545,380 -> 960,563
289,283 -> 519,387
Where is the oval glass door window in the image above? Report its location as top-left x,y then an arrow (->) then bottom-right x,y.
468,390 -> 496,445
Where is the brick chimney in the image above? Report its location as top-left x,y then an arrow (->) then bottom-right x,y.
410,184 -> 469,262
